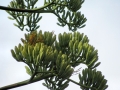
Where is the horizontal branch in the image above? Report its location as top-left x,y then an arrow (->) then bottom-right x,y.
0,1 -> 54,13
0,74 -> 54,90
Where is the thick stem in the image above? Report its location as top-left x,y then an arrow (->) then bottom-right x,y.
0,74 -> 54,90
67,78 -> 80,85
0,1 -> 54,13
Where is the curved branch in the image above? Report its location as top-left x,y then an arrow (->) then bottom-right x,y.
0,1 -> 54,13
0,74 -> 54,90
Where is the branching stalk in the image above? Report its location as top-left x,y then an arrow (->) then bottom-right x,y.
0,74 -> 54,90
0,1 -> 54,13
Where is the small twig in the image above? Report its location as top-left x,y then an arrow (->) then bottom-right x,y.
72,67 -> 81,75
67,78 -> 97,89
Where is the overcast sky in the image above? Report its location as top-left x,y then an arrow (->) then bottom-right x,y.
0,0 -> 120,90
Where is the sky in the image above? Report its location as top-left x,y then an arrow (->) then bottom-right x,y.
0,0 -> 120,90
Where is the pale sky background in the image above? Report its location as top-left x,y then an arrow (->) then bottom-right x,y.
0,0 -> 120,90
